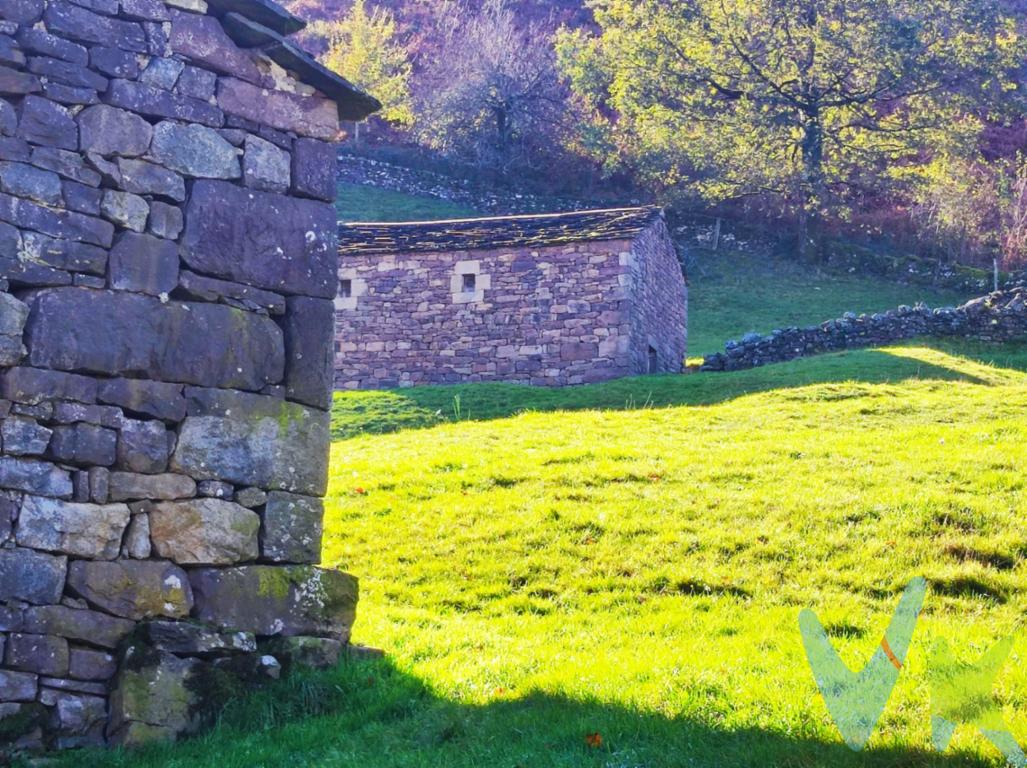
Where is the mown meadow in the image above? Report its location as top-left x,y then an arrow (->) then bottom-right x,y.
51,243 -> 1027,768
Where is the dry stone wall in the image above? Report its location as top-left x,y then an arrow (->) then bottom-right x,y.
0,0 -> 364,751
334,221 -> 687,389
701,288 -> 1027,372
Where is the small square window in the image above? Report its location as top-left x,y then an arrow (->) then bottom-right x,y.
462,273 -> 477,292
339,278 -> 352,298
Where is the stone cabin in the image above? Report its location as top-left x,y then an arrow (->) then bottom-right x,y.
0,0 -> 379,751
334,207 -> 688,389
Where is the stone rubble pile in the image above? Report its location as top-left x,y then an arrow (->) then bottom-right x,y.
0,0 -> 377,751
701,288 -> 1027,371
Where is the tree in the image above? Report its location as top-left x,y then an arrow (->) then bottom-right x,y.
415,0 -> 568,175
557,0 -> 1025,259
317,0 -> 414,129
907,151 -> 1027,269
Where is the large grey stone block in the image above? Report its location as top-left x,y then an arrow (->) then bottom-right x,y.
24,288 -> 284,390
149,121 -> 240,179
88,46 -> 139,79
48,423 -> 117,466
16,496 -> 130,559
27,56 -> 108,91
43,2 -> 147,52
109,472 -> 195,501
0,366 -> 96,405
170,402 -> 329,495
261,491 -> 322,564
18,231 -> 107,275
141,620 -> 255,655
169,12 -> 261,83
23,605 -> 134,648
0,63 -> 41,95
116,418 -> 169,474
147,201 -> 182,240
282,296 -> 334,409
291,137 -> 335,201
101,189 -> 148,232
242,134 -> 289,192
0,548 -> 66,604
217,77 -> 338,140
69,647 -> 117,680
77,104 -> 152,157
109,232 -> 178,295
189,565 -> 357,638
1,416 -> 52,455
97,378 -> 185,422
150,498 -> 259,565
0,0 -> 44,25
67,559 -> 192,620
180,180 -> 337,298
0,160 -> 62,205
0,457 -> 73,498
177,270 -> 286,315
17,95 -> 77,150
16,28 -> 88,65
117,158 -> 185,201
30,145 -> 101,185
6,633 -> 68,676
44,689 -> 107,748
139,57 -> 183,89
0,669 -> 38,702
108,648 -> 201,745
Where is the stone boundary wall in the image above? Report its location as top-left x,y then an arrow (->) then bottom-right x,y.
337,153 -> 606,216
334,222 -> 687,389
0,0 -> 368,751
701,288 -> 1027,372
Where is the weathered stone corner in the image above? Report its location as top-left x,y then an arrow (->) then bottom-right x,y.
0,0 -> 379,752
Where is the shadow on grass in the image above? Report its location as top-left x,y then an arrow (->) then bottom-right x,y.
54,655 -> 1004,768
331,340 -> 1027,441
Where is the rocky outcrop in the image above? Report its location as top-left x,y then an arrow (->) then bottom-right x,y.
701,288 -> 1027,372
0,0 -> 378,752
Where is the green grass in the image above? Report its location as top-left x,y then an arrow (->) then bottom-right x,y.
45,235 -> 1027,768
59,339 -> 1027,768
336,182 -> 478,223
687,249 -> 971,355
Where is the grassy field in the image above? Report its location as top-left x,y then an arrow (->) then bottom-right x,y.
47,219 -> 1027,767
687,249 -> 970,355
336,182 -> 478,223
64,340 -> 1027,768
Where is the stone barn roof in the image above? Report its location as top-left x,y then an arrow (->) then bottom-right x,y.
211,0 -> 381,120
338,207 -> 665,256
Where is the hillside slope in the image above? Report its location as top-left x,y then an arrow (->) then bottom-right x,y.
287,0 -> 589,36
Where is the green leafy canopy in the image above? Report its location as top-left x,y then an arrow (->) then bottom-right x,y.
557,0 -> 1025,213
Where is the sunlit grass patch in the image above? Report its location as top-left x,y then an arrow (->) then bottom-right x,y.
55,339 -> 1027,768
